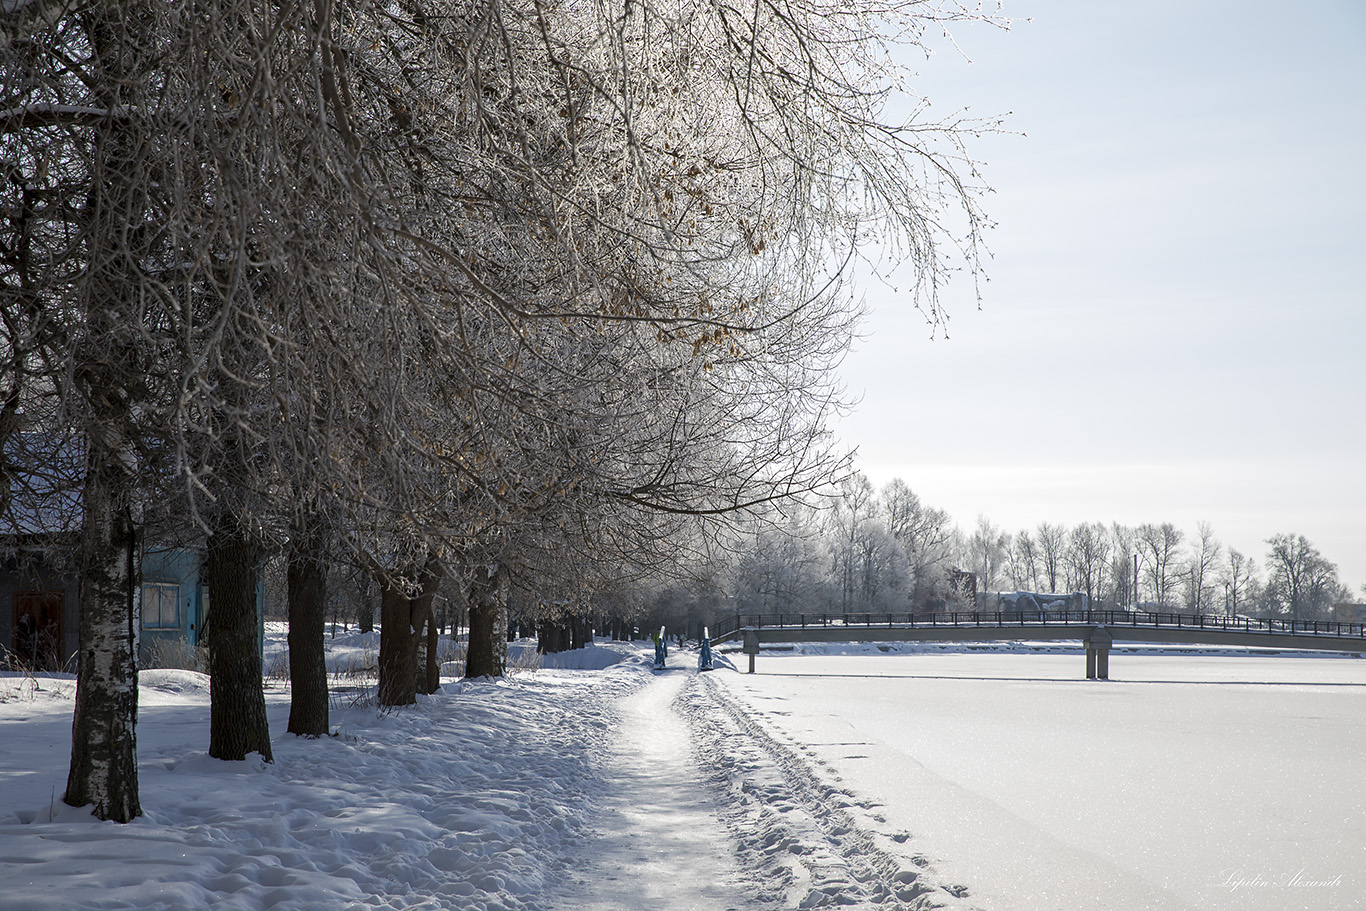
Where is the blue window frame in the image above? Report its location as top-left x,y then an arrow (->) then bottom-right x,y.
142,582 -> 181,629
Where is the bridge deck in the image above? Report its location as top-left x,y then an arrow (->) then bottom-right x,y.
712,610 -> 1366,656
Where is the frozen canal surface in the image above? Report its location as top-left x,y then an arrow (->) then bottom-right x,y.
716,649 -> 1366,911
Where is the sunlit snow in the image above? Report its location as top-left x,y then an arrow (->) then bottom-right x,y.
2,633 -> 1362,910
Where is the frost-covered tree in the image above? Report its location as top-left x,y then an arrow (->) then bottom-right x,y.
966,515 -> 1010,593
1008,529 -> 1040,592
883,479 -> 956,608
3,0 -> 169,823
732,507 -> 831,615
1035,522 -> 1067,594
1219,548 -> 1257,617
1065,522 -> 1110,608
1137,523 -> 1185,609
1264,533 -> 1343,622
337,0 -> 1002,676
1107,524 -> 1138,609
828,474 -> 879,610
1180,522 -> 1222,615
857,523 -> 911,611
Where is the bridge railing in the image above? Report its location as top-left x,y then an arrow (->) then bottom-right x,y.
710,609 -> 1366,642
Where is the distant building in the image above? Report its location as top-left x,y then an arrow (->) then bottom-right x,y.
995,591 -> 1088,613
947,569 -> 977,606
2,432 -> 82,670
1334,603 -> 1366,625
3,434 -> 261,671
1,540 -> 251,671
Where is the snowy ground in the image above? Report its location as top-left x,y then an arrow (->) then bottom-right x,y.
2,634 -> 1363,910
723,643 -> 1366,911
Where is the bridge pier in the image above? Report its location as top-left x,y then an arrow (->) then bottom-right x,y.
1085,628 -> 1112,680
743,628 -> 760,674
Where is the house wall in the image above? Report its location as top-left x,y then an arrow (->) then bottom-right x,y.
0,554 -> 80,670
139,546 -> 205,666
4,546 -> 267,672
138,547 -> 267,670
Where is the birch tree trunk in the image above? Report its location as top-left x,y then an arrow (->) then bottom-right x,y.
62,1 -> 157,823
64,435 -> 141,821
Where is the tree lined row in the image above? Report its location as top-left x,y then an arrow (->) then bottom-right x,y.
679,473 -> 1355,625
2,1 -> 997,820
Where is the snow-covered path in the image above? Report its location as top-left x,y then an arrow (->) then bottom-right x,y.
558,664 -> 971,911
557,669 -> 743,911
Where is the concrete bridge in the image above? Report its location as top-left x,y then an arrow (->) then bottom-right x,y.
710,609 -> 1366,679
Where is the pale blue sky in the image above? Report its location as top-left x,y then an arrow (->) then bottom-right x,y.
838,0 -> 1366,589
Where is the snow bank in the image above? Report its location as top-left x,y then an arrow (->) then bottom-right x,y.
138,668 -> 213,699
0,658 -> 652,911
536,643 -> 642,671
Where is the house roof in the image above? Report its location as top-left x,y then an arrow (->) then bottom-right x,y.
1,431 -> 84,539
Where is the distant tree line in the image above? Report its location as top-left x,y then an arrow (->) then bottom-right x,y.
633,472 -> 1358,632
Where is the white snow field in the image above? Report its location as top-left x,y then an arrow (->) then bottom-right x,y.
2,636 -> 1363,911
719,644 -> 1366,911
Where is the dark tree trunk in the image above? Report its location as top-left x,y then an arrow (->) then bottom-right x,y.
412,555 -> 444,695
357,592 -> 375,634
65,440 -> 141,822
465,565 -> 507,678
286,526 -> 328,736
328,591 -> 340,638
537,619 -> 556,654
538,617 -> 575,654
378,577 -> 416,706
206,516 -> 272,762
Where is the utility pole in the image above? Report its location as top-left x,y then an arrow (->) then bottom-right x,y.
1132,554 -> 1139,610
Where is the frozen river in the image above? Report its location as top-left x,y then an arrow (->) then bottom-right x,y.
716,647 -> 1366,911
